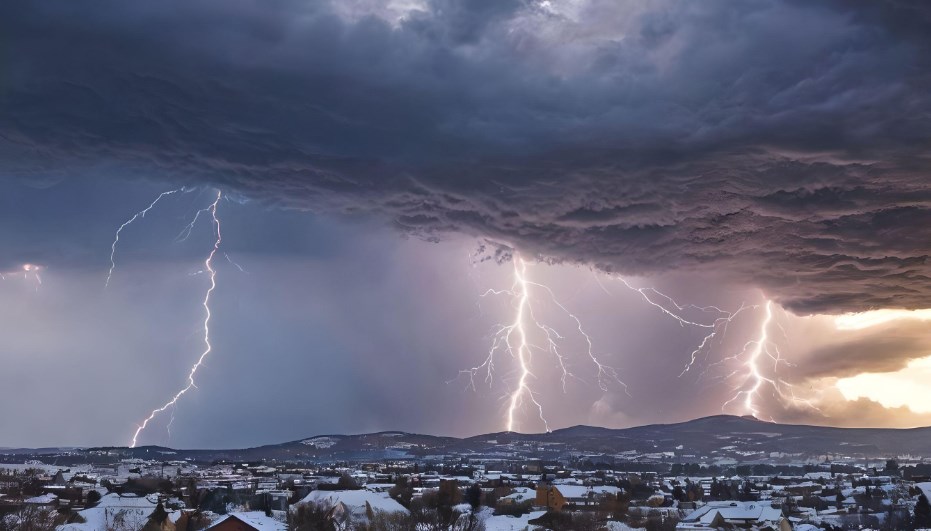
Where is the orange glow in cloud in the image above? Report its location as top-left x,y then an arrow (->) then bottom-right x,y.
834,309 -> 931,331
837,357 -> 931,413
831,308 -> 931,414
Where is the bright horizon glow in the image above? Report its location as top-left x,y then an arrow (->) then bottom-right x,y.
837,356 -> 931,413
834,308 -> 931,331
831,308 -> 931,415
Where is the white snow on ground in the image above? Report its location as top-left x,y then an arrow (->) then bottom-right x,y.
453,503 -> 474,514
300,436 -> 338,449
3,510 -> 58,530
604,522 -> 643,531
0,463 -> 92,475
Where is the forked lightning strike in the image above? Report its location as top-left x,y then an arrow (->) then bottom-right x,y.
459,248 -> 823,430
607,282 -> 822,418
456,253 -> 624,433
1,264 -> 44,291
608,281 -> 823,419
129,190 -> 223,447
106,188 -> 184,288
717,300 -> 820,419
607,277 -> 751,377
458,249 -> 764,431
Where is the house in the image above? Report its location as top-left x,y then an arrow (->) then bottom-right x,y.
295,489 -> 409,527
677,501 -> 791,531
51,471 -> 67,487
58,493 -> 173,531
24,493 -> 58,507
535,485 -> 621,511
498,487 -> 536,506
208,512 -> 287,531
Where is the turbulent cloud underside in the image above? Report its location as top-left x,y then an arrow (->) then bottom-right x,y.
3,0 -> 931,313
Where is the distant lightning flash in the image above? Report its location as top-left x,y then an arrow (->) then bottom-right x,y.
106,187 -> 184,287
456,253 -> 624,433
23,264 -> 43,286
129,190 -> 222,447
1,263 -> 44,291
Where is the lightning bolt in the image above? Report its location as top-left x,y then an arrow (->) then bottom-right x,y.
165,405 -> 177,445
717,300 -> 820,419
605,277 -> 752,378
24,264 -> 43,291
599,283 -> 820,419
175,204 -> 214,242
1,264 -> 44,291
106,188 -> 184,288
129,190 -> 222,447
504,256 -> 549,432
456,253 -> 624,433
458,243 -> 824,430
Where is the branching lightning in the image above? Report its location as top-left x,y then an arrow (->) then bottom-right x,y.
175,204 -> 213,242
1,263 -> 44,291
106,187 -> 184,287
607,277 -> 752,378
714,300 -> 820,419
603,279 -> 821,419
457,244 -> 823,430
455,253 -> 624,433
128,190 -> 223,447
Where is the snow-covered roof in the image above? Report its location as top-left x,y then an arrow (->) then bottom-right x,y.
916,482 -> 931,501
501,487 -> 535,502
682,501 -> 783,526
554,485 -> 620,500
57,493 -> 171,531
211,512 -> 287,531
604,522 -> 640,531
24,494 -> 58,504
299,489 -> 409,515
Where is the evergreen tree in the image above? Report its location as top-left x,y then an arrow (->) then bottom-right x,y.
915,493 -> 931,528
465,483 -> 482,509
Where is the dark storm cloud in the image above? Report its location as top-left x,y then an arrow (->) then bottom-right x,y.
3,0 -> 931,313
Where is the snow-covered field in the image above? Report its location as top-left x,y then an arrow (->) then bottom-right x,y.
300,436 -> 338,449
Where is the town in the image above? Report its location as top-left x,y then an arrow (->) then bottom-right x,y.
3,417 -> 931,531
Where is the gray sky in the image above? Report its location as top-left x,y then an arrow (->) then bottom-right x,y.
0,179 -> 762,447
3,0 -> 931,447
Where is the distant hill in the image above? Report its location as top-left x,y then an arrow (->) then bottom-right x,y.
7,415 -> 931,464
